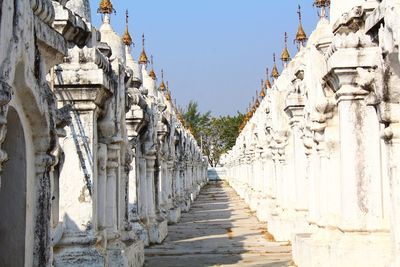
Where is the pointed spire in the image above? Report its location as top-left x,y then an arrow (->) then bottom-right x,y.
98,0 -> 114,14
265,68 -> 272,89
314,0 -> 330,18
159,69 -> 166,91
247,102 -> 252,117
149,55 -> 156,80
295,5 -> 307,49
260,79 -> 266,98
122,10 -> 133,46
165,81 -> 171,101
139,33 -> 148,65
246,102 -> 252,119
255,91 -> 260,108
251,98 -> 257,113
271,53 -> 279,79
281,32 -> 291,64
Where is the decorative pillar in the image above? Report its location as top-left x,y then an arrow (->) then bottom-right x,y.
324,13 -> 391,263
54,47 -> 112,266
145,153 -> 157,222
285,78 -> 310,233
106,142 -> 121,238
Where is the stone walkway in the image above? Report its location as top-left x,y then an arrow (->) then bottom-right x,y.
144,182 -> 292,267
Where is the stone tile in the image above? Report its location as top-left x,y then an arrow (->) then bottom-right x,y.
145,182 -> 292,267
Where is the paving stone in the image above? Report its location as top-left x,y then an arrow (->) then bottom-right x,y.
145,182 -> 292,267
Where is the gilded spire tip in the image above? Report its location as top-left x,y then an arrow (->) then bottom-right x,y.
165,82 -> 171,101
265,68 -> 272,88
139,33 -> 148,65
98,0 -> 115,14
260,80 -> 266,98
271,53 -> 280,79
122,10 -> 133,46
159,69 -> 166,91
281,32 -> 291,63
149,55 -> 156,79
295,5 -> 308,48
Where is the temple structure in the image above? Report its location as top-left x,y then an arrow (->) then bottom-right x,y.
224,0 -> 400,266
0,0 -> 207,266
4,0 -> 400,266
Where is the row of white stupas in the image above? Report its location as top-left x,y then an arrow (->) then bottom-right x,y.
0,0 -> 207,266
223,0 -> 400,266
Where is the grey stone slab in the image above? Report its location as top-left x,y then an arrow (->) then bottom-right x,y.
144,182 -> 292,267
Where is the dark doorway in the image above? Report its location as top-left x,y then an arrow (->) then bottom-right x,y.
0,106 -> 27,266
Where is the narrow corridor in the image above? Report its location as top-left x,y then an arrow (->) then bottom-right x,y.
145,182 -> 292,267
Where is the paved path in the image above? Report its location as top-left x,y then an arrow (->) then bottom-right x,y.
144,182 -> 292,267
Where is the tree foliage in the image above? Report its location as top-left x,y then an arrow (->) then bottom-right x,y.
182,101 -> 211,141
182,101 -> 245,167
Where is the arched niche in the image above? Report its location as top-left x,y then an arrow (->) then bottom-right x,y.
0,106 -> 27,266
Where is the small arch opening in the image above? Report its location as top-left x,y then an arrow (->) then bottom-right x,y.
0,106 -> 27,266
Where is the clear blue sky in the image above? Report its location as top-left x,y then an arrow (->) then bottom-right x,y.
89,0 -> 320,116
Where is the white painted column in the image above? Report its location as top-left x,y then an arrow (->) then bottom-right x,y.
383,123 -> 400,266
106,143 -> 120,236
138,157 -> 148,222
97,143 -> 108,231
292,119 -> 308,212
337,93 -> 383,231
145,155 -> 157,221
128,146 -> 139,222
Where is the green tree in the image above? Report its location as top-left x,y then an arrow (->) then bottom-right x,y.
182,101 -> 245,167
205,113 -> 245,166
182,101 -> 211,143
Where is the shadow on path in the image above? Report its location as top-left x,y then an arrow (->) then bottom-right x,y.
144,182 -> 292,267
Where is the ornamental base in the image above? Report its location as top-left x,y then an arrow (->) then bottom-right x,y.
293,229 -> 391,267
167,207 -> 181,224
107,239 -> 145,267
148,219 -> 168,244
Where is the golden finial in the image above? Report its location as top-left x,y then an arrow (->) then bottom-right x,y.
246,103 -> 253,119
149,55 -> 156,79
281,32 -> 291,63
239,122 -> 244,132
177,104 -> 185,125
166,90 -> 171,101
149,70 -> 156,79
314,0 -> 330,18
165,81 -> 171,101
245,111 -> 250,120
98,0 -> 115,14
265,68 -> 272,88
271,53 -> 279,79
252,104 -> 256,113
139,34 -> 148,65
295,5 -> 307,48
159,69 -> 166,91
122,10 -> 133,46
246,111 -> 251,120
255,91 -> 260,108
260,79 -> 266,98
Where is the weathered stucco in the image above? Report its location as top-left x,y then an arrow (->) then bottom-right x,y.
0,0 -> 207,266
6,0 -> 400,266
223,1 -> 400,267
